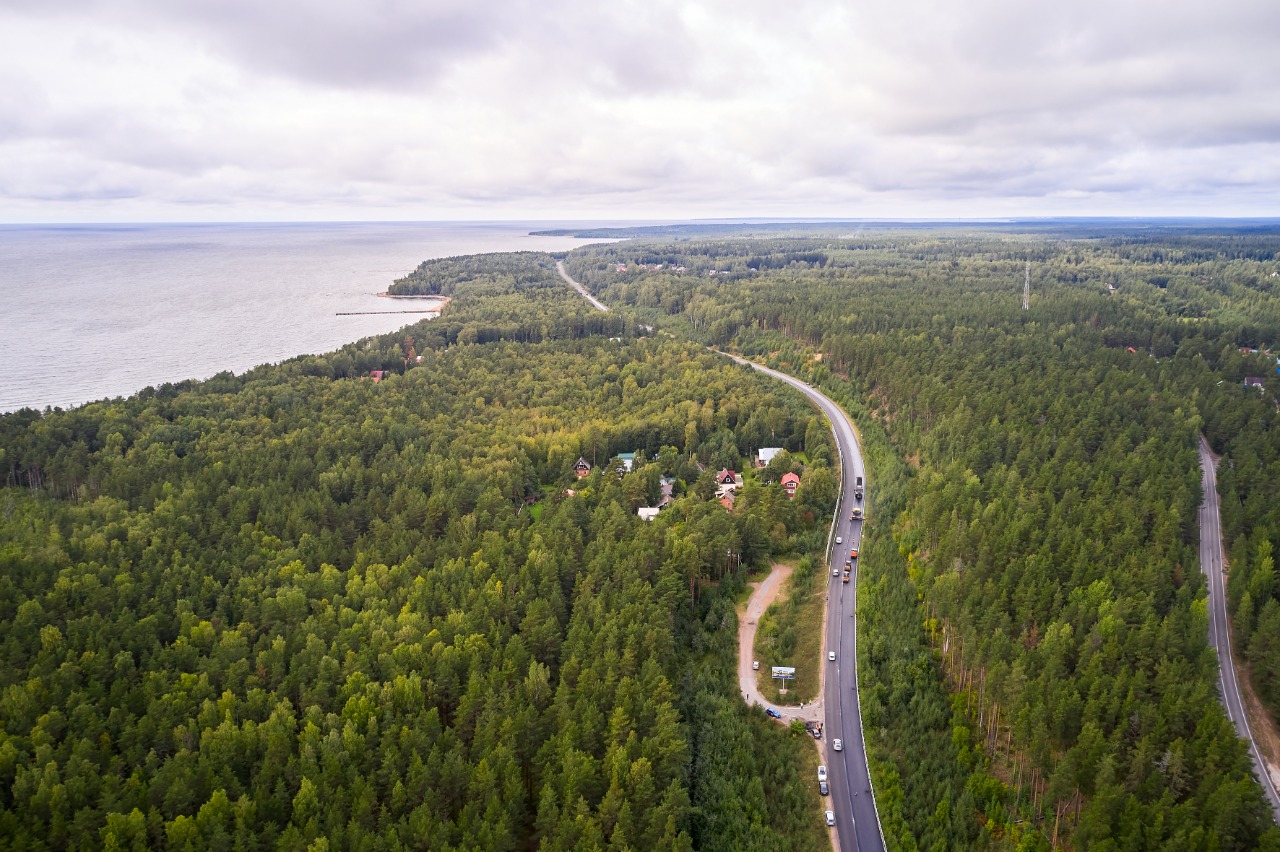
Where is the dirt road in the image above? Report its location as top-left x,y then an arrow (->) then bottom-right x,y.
738,562 -> 824,724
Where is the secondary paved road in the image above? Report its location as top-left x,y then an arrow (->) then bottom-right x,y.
556,261 -> 610,312
728,356 -> 885,852
558,262 -> 883,848
1198,435 -> 1280,823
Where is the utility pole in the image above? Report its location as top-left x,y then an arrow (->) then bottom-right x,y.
1023,261 -> 1031,310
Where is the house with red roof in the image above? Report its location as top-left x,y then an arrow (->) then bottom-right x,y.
781,472 -> 800,498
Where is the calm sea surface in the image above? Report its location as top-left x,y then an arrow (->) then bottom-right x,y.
0,222 -> 610,412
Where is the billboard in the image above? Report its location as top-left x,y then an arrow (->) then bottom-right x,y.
771,666 -> 796,680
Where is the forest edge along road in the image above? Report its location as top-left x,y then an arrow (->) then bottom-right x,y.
726,355 -> 885,852
1199,435 -> 1280,824
557,261 -> 609,311
559,258 -> 884,850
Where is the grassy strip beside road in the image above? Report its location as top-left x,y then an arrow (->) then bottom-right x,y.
754,555 -> 825,705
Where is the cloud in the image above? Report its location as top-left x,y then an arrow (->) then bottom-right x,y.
0,0 -> 1277,220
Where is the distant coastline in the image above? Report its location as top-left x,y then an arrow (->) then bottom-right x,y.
0,220 -> 601,414
376,292 -> 451,301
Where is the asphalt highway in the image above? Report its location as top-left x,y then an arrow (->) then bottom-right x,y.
728,357 -> 885,852
556,264 -> 885,849
556,261 -> 610,312
1198,435 -> 1280,823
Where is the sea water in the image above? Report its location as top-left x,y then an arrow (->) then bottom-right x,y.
0,221 -> 610,412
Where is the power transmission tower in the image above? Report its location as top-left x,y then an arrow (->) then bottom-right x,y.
1022,261 -> 1031,310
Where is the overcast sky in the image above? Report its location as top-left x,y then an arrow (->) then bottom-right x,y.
2,0 -> 1277,222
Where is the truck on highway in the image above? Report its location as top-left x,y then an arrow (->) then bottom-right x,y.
842,570 -> 850,584
855,475 -> 863,499
850,546 -> 859,559
850,507 -> 863,520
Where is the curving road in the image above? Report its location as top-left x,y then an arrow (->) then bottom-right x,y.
1198,435 -> 1280,823
728,356 -> 884,852
558,261 -> 884,849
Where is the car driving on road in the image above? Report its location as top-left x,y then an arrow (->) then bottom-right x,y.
833,738 -> 843,752
766,708 -> 782,719
828,651 -> 836,661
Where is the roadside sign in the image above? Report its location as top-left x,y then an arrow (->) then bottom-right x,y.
771,666 -> 796,680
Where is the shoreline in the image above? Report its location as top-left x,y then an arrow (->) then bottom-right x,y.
376,292 -> 451,302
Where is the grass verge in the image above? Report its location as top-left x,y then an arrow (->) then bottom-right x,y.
754,555 -> 825,704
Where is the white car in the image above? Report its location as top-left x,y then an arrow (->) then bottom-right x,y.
836,536 -> 842,544
833,567 -> 839,576
833,739 -> 843,752
825,810 -> 836,826
752,660 -> 760,671
828,651 -> 836,661
817,765 -> 827,782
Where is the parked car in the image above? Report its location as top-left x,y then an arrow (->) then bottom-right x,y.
819,780 -> 829,796
825,810 -> 836,826
833,739 -> 843,752
828,651 -> 836,661
817,765 -> 827,782
752,660 -> 760,670
766,708 -> 782,719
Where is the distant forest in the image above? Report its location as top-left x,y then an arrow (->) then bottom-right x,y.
6,224 -> 1280,849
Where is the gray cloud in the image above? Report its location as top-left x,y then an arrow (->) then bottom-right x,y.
0,0 -> 1277,219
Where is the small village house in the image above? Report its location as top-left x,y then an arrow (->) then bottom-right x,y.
781,472 -> 800,498
756,448 -> 783,468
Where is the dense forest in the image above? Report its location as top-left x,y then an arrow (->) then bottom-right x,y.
9,227 -> 1280,850
0,267 -> 840,850
565,226 -> 1280,849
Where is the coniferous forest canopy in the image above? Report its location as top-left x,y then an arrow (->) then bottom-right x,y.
559,222 -> 1280,850
4,223 -> 1280,850
0,264 -> 836,850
